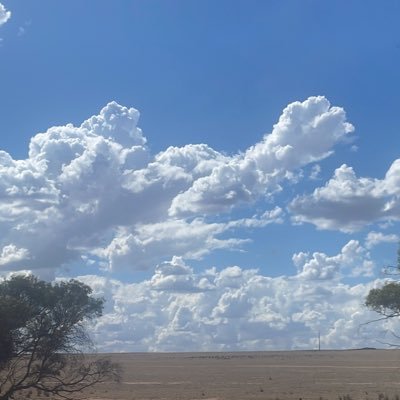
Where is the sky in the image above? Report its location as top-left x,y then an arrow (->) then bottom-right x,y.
1,0 -> 400,352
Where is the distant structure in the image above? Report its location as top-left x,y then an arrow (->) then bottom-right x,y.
318,330 -> 321,351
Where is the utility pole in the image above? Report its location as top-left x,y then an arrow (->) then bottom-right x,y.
318,330 -> 321,351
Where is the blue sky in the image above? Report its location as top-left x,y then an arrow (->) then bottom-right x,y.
1,1 -> 400,351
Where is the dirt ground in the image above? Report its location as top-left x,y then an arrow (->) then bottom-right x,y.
84,350 -> 400,400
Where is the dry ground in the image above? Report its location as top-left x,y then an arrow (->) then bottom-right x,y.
83,350 -> 400,400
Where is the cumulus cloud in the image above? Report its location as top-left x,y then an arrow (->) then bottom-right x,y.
74,246 -> 386,352
0,3 -> 11,27
150,256 -> 214,292
0,97 -> 352,277
170,96 -> 353,216
0,244 -> 30,266
96,209 -> 283,272
290,161 -> 400,232
293,239 -> 375,279
365,231 -> 399,249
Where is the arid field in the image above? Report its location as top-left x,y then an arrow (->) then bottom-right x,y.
84,350 -> 400,400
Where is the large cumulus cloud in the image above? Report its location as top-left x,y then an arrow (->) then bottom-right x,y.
169,96 -> 353,216
0,97 -> 353,277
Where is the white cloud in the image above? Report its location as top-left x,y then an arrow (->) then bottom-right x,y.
150,256 -> 214,292
293,239 -> 375,280
309,164 -> 321,180
365,231 -> 399,249
73,247 -> 386,352
0,244 -> 30,266
96,219 -> 244,272
0,97 -> 351,276
170,96 -> 353,216
94,207 -> 283,272
0,3 -> 11,27
290,162 -> 400,232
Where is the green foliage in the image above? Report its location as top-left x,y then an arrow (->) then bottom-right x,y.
366,282 -> 400,317
0,275 -> 103,364
0,275 -> 119,400
365,243 -> 400,319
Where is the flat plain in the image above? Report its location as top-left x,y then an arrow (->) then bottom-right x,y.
86,350 -> 400,400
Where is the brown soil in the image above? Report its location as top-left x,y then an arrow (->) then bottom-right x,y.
83,350 -> 400,400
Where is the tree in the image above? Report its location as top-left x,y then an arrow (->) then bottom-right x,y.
366,282 -> 400,319
365,243 -> 400,342
0,275 -> 120,400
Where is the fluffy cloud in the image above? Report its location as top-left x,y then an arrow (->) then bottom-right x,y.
74,245 -> 387,352
0,244 -> 30,266
150,257 -> 214,292
293,239 -> 375,280
309,164 -> 321,180
0,97 -> 352,277
170,96 -> 353,216
97,207 -> 283,272
290,162 -> 400,232
365,231 -> 399,249
0,3 -> 11,27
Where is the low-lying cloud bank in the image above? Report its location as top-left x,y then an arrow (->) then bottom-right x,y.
76,249 -> 394,352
